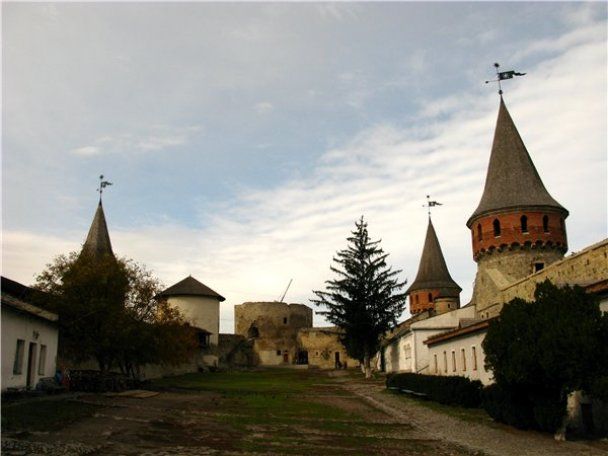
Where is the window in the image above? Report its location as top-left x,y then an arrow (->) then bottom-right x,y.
493,219 -> 501,237
477,224 -> 482,241
427,293 -> 432,303
276,350 -> 281,356
472,346 -> 478,371
560,218 -> 565,232
283,317 -> 288,324
534,262 -> 544,272
434,354 -> 438,374
543,215 -> 549,233
415,295 -> 419,304
198,332 -> 210,348
13,339 -> 25,375
451,351 -> 456,372
38,345 -> 47,375
443,351 -> 447,373
520,215 -> 528,233
461,348 -> 466,371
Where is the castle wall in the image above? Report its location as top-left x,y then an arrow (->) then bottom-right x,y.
234,302 -> 313,366
297,327 -> 358,369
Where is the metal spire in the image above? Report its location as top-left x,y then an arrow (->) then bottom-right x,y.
485,62 -> 526,96
422,195 -> 442,218
97,174 -> 113,202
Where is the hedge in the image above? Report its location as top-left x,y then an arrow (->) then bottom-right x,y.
386,372 -> 482,408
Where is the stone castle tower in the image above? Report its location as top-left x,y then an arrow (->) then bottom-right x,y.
407,218 -> 461,315
468,98 -> 569,317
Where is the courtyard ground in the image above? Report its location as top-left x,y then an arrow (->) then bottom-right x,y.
2,368 -> 607,456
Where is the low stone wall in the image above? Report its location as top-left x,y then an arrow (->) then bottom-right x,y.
298,327 -> 358,369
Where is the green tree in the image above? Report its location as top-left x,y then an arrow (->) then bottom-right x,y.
312,217 -> 407,378
35,252 -> 197,376
483,280 -> 608,433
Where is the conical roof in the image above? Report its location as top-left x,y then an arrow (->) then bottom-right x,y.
81,201 -> 114,258
467,98 -> 567,226
406,219 -> 461,297
158,276 -> 225,302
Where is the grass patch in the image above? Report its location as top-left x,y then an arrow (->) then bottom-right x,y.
1,399 -> 101,432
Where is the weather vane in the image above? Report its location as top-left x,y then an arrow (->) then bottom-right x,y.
485,62 -> 526,96
97,174 -> 113,202
422,195 -> 442,218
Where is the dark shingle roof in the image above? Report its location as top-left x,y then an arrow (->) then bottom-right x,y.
467,98 -> 567,227
81,201 -> 114,257
158,276 -> 225,302
406,218 -> 461,297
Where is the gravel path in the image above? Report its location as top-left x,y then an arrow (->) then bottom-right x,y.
344,380 -> 608,456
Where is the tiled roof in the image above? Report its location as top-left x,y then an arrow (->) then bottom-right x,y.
158,276 -> 225,302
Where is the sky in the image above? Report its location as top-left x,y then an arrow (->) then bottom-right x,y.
2,2 -> 607,333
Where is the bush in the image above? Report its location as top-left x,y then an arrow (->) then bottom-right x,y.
482,384 -> 566,432
386,372 -> 482,408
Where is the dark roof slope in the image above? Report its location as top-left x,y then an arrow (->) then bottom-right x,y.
467,98 -> 567,226
406,218 -> 461,297
158,276 -> 225,302
81,201 -> 114,257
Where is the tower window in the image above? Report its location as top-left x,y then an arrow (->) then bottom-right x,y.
560,218 -> 565,232
283,317 -> 288,324
543,215 -> 549,233
520,215 -> 528,233
534,262 -> 544,272
415,295 -> 419,304
477,224 -> 482,241
428,293 -> 432,303
493,219 -> 501,237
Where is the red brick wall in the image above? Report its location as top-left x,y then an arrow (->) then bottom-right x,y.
470,210 -> 567,261
409,289 -> 440,314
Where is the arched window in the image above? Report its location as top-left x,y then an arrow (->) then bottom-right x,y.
477,224 -> 482,241
543,215 -> 549,233
493,219 -> 501,237
428,293 -> 432,303
520,215 -> 528,233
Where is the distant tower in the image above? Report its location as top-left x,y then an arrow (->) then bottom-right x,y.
467,98 -> 568,317
407,218 -> 461,315
81,201 -> 114,258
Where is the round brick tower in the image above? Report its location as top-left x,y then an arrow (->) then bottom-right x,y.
407,218 -> 461,315
468,97 -> 569,317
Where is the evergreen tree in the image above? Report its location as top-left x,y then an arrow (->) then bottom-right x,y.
312,217 -> 407,378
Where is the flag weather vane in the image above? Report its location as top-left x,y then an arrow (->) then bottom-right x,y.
423,195 -> 442,218
97,174 -> 113,202
485,62 -> 526,96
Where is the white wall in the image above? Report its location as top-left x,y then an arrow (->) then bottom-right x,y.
427,330 -> 494,385
1,307 -> 59,390
167,296 -> 220,345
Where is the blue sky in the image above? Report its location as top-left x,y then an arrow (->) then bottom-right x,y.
3,2 -> 607,332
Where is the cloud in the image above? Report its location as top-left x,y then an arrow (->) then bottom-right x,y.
71,146 -> 101,156
254,102 -> 274,114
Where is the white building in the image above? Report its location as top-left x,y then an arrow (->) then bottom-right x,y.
1,277 -> 59,390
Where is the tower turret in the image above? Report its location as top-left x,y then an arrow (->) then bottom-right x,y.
468,98 -> 569,316
407,218 -> 461,315
81,201 -> 114,258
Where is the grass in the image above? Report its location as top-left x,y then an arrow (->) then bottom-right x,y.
1,398 -> 102,432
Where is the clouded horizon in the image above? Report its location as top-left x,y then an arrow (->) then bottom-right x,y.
3,3 -> 606,332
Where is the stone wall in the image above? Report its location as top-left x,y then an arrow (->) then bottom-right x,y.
297,327 -> 358,369
234,302 -> 313,366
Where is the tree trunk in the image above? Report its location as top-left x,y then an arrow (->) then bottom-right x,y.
363,348 -> 372,379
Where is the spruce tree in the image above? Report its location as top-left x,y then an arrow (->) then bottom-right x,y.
312,216 -> 407,378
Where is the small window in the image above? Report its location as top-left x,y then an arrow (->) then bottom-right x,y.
451,351 -> 456,372
38,345 -> 47,375
477,224 -> 482,241
427,293 -> 432,303
198,332 -> 210,348
415,295 -> 419,304
13,339 -> 25,375
461,348 -> 466,372
443,351 -> 447,373
560,218 -> 565,232
283,317 -> 288,325
534,262 -> 544,272
520,215 -> 528,233
472,346 -> 478,371
543,215 -> 549,233
276,350 -> 281,356
434,354 -> 438,374
493,219 -> 501,237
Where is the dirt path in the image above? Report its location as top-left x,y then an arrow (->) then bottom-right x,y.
341,377 -> 607,456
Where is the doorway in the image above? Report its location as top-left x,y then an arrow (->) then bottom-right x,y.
283,351 -> 289,363
26,342 -> 38,389
335,351 -> 341,368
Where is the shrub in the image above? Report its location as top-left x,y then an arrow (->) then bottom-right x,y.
386,372 -> 482,408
